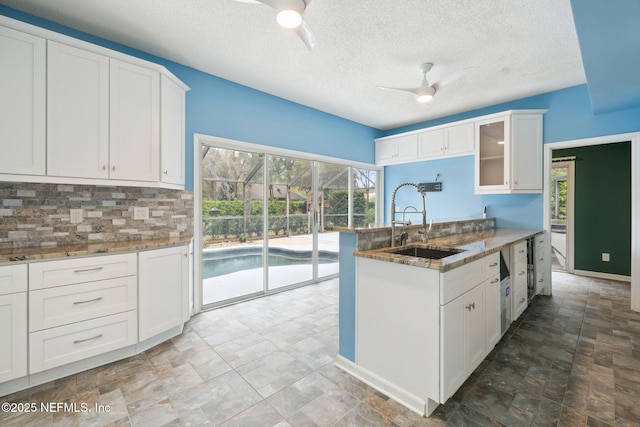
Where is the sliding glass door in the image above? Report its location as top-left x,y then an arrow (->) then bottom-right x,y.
199,140 -> 379,309
267,155 -> 314,290
201,146 -> 265,306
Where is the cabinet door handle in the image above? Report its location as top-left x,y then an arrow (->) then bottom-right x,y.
491,278 -> 499,284
111,165 -> 116,171
102,165 -> 107,171
519,249 -> 525,254
539,258 -> 544,262
519,271 -> 526,276
163,170 -> 168,175
489,262 -> 498,267
73,297 -> 103,305
73,334 -> 103,344
465,302 -> 475,311
538,279 -> 544,282
73,267 -> 104,274
519,298 -> 526,304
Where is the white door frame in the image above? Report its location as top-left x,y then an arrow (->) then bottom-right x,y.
543,132 -> 639,312
551,159 -> 575,273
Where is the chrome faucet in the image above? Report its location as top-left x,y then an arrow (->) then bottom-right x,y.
390,182 -> 427,247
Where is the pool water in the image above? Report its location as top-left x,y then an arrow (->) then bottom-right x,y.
203,247 -> 338,279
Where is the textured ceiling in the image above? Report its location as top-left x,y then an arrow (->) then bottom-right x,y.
0,0 -> 587,130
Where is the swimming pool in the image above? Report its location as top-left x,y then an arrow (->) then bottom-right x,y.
202,246 -> 338,279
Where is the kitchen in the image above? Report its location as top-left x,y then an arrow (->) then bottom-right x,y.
1,0 -> 639,425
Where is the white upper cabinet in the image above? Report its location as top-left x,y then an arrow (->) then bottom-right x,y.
47,41 -> 110,179
475,110 -> 545,194
375,134 -> 417,166
0,26 -> 46,176
110,59 -> 160,182
418,122 -> 474,160
160,75 -> 186,186
0,18 -> 188,189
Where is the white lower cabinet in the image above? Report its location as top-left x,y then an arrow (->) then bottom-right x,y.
356,251 -> 501,415
440,283 -> 485,400
0,264 -> 28,383
28,254 -> 138,373
138,245 -> 189,342
1,246 -> 191,395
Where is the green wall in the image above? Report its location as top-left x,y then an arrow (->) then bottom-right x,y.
553,142 -> 631,276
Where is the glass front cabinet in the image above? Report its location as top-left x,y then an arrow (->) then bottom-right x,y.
474,110 -> 546,194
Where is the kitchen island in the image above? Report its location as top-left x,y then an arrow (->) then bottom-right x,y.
331,219 -> 545,416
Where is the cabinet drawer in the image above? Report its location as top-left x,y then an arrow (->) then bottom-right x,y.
440,257 -> 484,305
483,252 -> 500,279
513,240 -> 527,261
512,288 -> 527,320
0,264 -> 27,295
29,310 -> 137,373
512,262 -> 528,294
29,253 -> 137,290
30,276 -> 137,331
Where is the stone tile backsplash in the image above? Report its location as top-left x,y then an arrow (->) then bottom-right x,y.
0,182 -> 193,250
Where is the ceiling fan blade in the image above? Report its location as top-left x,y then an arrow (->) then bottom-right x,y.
294,20 -> 316,50
377,86 -> 420,96
432,68 -> 473,90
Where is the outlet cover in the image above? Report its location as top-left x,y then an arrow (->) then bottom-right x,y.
602,253 -> 610,262
134,207 -> 149,220
70,209 -> 83,224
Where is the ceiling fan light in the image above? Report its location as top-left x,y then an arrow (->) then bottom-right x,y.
416,94 -> 433,103
276,9 -> 303,28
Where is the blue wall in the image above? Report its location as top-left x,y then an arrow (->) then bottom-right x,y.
383,85 -> 640,229
0,6 -> 378,191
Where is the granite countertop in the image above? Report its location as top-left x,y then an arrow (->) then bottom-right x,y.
326,218 -> 479,234
0,238 -> 193,264
353,228 -> 542,272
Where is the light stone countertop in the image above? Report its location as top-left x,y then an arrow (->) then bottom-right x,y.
0,237 -> 193,264
353,228 -> 542,272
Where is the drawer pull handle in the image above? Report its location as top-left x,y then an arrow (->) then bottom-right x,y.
519,271 -> 526,276
73,334 -> 103,344
489,262 -> 498,267
465,302 -> 475,311
519,249 -> 525,254
519,298 -> 526,304
73,267 -> 104,274
538,279 -> 544,282
73,297 -> 103,305
491,278 -> 499,284
539,258 -> 544,262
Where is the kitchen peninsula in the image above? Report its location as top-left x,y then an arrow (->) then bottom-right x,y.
331,219 -> 545,416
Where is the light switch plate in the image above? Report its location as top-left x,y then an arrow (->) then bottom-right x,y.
70,209 -> 83,224
134,207 -> 149,220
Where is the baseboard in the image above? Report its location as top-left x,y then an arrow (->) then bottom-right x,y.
334,355 -> 431,416
573,269 -> 631,283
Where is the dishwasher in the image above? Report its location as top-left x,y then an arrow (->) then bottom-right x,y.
499,251 -> 511,336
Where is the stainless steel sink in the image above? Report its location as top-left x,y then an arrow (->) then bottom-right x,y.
386,246 -> 464,260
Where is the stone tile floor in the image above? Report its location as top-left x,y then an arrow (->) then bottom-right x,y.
1,271 -> 639,426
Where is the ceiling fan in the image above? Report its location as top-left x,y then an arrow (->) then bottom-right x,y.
378,63 -> 470,103
234,0 -> 316,50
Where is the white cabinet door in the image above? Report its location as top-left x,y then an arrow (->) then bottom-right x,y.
0,293 -> 27,382
484,274 -> 501,349
47,41 -> 109,179
440,283 -> 485,401
160,75 -> 186,186
417,129 -> 445,159
138,245 -> 188,341
109,59 -> 159,182
445,123 -> 474,157
475,116 -> 510,193
512,114 -> 542,191
375,134 -> 417,165
0,26 -> 46,176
